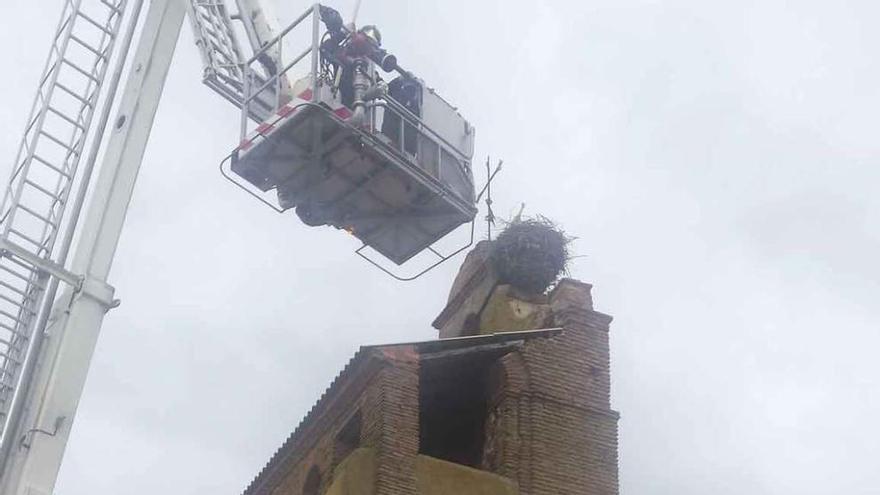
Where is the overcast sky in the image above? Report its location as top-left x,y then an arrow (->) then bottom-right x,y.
1,0 -> 878,494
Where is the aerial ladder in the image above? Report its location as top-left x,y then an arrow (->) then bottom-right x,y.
0,0 -> 477,493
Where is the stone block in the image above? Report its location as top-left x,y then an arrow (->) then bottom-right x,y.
478,285 -> 553,334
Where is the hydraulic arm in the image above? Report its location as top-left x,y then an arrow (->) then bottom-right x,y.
0,1 -> 287,492
0,1 -> 477,493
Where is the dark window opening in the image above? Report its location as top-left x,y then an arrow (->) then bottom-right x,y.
303,466 -> 321,495
418,355 -> 491,468
334,411 -> 362,464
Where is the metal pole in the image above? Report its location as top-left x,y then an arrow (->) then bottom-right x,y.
486,157 -> 492,240
351,0 -> 363,26
241,64 -> 250,138
311,3 -> 320,98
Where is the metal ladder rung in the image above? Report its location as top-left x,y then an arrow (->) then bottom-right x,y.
0,280 -> 35,302
32,154 -> 73,179
24,179 -> 65,204
61,58 -> 101,84
55,82 -> 92,107
3,252 -> 42,276
38,58 -> 62,90
0,263 -> 36,286
7,156 -> 29,185
69,34 -> 106,59
0,309 -> 27,328
0,379 -> 17,392
0,358 -> 18,374
47,106 -> 87,131
100,0 -> 124,15
16,204 -> 59,230
38,129 -> 76,152
53,9 -> 75,40
22,111 -> 42,137
0,352 -> 22,367
0,359 -> 18,384
0,292 -> 25,308
38,131 -> 80,158
0,292 -> 36,314
7,229 -> 47,252
0,375 -> 16,390
0,250 -> 39,273
0,320 -> 26,338
76,11 -> 115,37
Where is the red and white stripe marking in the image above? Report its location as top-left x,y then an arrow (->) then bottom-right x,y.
238,89 -> 354,152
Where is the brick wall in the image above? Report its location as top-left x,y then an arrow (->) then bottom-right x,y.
483,280 -> 620,494
248,276 -> 619,495
373,347 -> 420,494
248,348 -> 421,495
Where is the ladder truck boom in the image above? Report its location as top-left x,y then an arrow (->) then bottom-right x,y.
0,1 -> 184,492
0,1 -> 283,492
0,1 -> 478,493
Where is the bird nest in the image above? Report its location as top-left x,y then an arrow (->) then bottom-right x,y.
490,216 -> 573,294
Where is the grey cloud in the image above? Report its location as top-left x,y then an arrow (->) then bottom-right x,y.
0,0 -> 877,494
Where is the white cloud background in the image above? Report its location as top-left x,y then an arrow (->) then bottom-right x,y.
1,0 -> 878,494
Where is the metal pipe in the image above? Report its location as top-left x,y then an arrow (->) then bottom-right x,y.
351,0 -> 363,26
274,27 -> 283,112
240,65 -> 250,139
349,61 -> 370,126
0,0 -> 144,476
310,3 -> 320,99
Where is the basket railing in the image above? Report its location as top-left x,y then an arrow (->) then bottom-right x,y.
367,99 -> 474,204
239,4 -> 321,140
